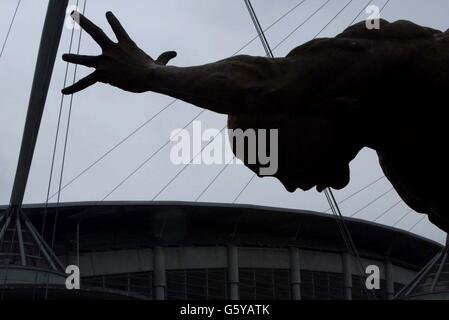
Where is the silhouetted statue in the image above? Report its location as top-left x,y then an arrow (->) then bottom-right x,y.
62,12 -> 449,232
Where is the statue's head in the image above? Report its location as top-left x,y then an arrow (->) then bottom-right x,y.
228,100 -> 364,193
274,115 -> 362,193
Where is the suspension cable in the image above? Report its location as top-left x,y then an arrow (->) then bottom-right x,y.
373,199 -> 402,222
152,125 -> 228,201
196,159 -> 232,202
313,0 -> 354,38
272,0 -> 332,52
324,175 -> 385,212
42,0 -> 81,237
101,110 -> 204,201
325,188 -> 376,299
380,0 -> 392,15
244,0 -> 274,58
233,174 -> 256,204
47,99 -> 178,201
350,187 -> 394,217
348,0 -> 373,27
392,209 -> 414,227
0,0 -> 21,58
51,0 -> 87,250
408,215 -> 426,232
233,0 -> 307,56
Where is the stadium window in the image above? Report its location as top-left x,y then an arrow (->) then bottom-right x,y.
239,268 -> 291,300
82,272 -> 153,298
166,269 -> 227,300
301,270 -> 345,300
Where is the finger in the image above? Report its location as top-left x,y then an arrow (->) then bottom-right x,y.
62,72 -> 98,95
156,51 -> 177,65
62,54 -> 99,68
71,11 -> 113,49
105,11 -> 132,43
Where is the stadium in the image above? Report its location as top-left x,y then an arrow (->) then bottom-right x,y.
0,201 -> 445,300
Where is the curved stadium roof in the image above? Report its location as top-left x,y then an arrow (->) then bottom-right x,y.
1,201 -> 441,270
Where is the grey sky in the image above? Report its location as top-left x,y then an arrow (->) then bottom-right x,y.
0,0 -> 447,243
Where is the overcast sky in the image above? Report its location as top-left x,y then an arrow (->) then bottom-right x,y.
0,0 -> 447,243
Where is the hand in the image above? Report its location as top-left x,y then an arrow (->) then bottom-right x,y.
62,11 -> 177,95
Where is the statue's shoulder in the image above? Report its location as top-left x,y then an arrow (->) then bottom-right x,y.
285,20 -> 444,59
336,19 -> 442,41
285,37 -> 365,58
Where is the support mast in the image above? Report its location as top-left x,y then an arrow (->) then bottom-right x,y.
9,0 -> 69,208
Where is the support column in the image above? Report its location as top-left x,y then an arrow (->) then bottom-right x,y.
227,245 -> 239,300
385,260 -> 394,300
9,0 -> 69,207
342,253 -> 353,300
289,247 -> 301,300
153,246 -> 166,300
16,211 -> 26,266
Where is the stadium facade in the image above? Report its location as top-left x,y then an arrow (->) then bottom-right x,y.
0,201 -> 442,300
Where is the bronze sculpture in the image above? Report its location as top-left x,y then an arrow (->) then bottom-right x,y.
62,12 -> 449,232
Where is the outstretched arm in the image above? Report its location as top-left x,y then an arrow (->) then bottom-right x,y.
62,12 -> 291,115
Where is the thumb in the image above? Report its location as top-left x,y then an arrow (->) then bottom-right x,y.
156,51 -> 177,65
